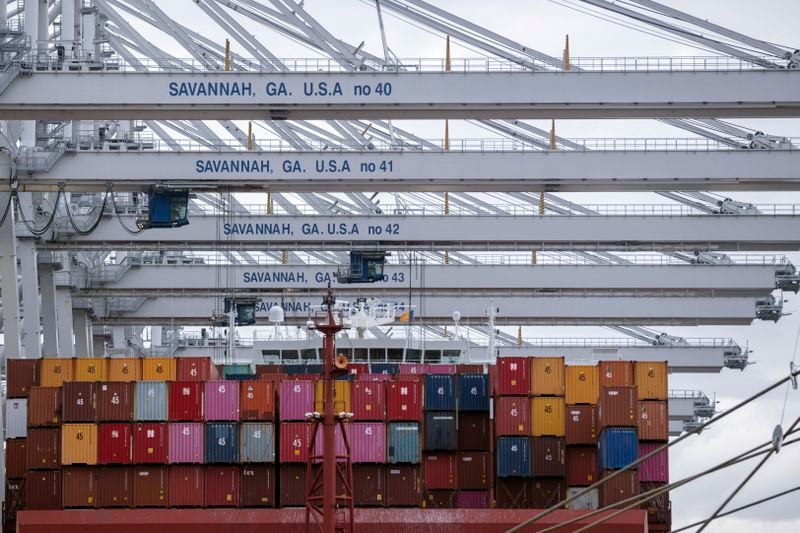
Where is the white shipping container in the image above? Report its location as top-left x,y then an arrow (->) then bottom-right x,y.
566,487 -> 599,510
6,398 -> 28,438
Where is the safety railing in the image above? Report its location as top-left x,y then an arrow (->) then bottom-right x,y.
522,337 -> 739,348
668,389 -> 711,400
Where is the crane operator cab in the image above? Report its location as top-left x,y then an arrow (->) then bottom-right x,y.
141,189 -> 190,229
335,251 -> 390,284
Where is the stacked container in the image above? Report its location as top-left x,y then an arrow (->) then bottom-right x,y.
421,373 -> 457,506
494,357 -> 531,508
456,369 -> 490,508
529,357 -> 567,507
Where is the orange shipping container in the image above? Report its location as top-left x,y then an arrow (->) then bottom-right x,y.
240,380 -> 275,420
530,357 -> 565,397
142,358 -> 177,381
635,362 -> 668,401
108,358 -> 142,382
638,401 -> 669,441
62,423 -> 98,465
74,358 -> 109,382
598,361 -> 634,388
39,358 -> 74,387
314,380 -> 351,414
531,397 -> 566,437
565,365 -> 599,405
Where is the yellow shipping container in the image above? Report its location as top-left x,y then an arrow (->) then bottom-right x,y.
61,424 -> 98,465
530,357 -> 565,397
634,361 -> 668,401
74,358 -> 109,382
39,358 -> 75,387
108,358 -> 143,382
565,365 -> 599,405
314,380 -> 352,414
531,396 -> 566,437
142,357 -> 177,381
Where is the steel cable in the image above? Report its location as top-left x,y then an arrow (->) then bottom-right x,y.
110,189 -> 147,235
64,187 -> 111,236
14,188 -> 64,236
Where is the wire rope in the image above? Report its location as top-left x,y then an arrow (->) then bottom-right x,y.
14,188 -> 64,236
110,189 -> 147,235
64,187 -> 111,236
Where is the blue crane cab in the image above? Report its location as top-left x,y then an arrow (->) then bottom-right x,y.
335,252 -> 389,284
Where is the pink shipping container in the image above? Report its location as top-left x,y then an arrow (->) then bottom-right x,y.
279,381 -> 315,421
313,423 -> 346,461
349,422 -> 387,463
426,364 -> 456,375
358,374 -> 393,382
398,364 -> 426,375
203,381 -> 240,421
168,423 -> 204,463
457,491 -> 489,509
639,442 -> 669,483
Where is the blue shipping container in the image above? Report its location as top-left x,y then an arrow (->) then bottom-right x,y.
221,364 -> 252,378
134,381 -> 168,421
371,363 -> 400,375
598,427 -> 638,470
224,374 -> 259,381
283,364 -> 323,376
496,437 -> 532,478
424,411 -> 457,451
457,374 -> 489,411
424,374 -> 456,411
387,422 -> 421,463
205,422 -> 240,463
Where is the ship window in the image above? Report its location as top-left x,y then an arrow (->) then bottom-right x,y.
301,349 -> 317,361
387,348 -> 404,361
424,350 -> 442,363
281,350 -> 299,360
353,348 -> 368,361
442,350 -> 461,361
369,348 -> 387,362
405,349 -> 422,362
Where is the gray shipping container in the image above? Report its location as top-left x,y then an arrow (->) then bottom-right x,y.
239,422 -> 275,463
566,487 -> 599,510
134,381 -> 168,421
6,398 -> 27,438
387,422 -> 420,464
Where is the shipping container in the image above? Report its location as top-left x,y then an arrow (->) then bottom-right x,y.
598,427 -> 638,470
279,380 -> 314,421
638,442 -> 669,483
134,381 -> 168,421
74,358 -> 109,382
387,422 -> 421,463
240,464 -> 276,507
314,379 -> 351,414
532,437 -> 566,477
385,465 -> 421,507
494,396 -> 531,436
220,363 -> 251,378
6,438 -> 26,478
531,397 -> 566,437
566,446 -> 598,486
168,465 -> 204,507
495,478 -> 532,508
351,380 -> 386,421
371,363 -> 400,375
457,364 -> 485,375
496,437 -> 531,477
599,469 -> 639,507
496,357 -> 530,396
349,422 -> 386,463
205,422 -> 239,463
108,357 -> 142,382
638,400 -> 669,441
352,464 -> 385,507
634,361 -> 669,401
204,465 -> 240,507
424,374 -> 456,411
457,491 -> 489,509
176,357 -> 218,381
358,373 -> 393,382
25,470 -> 61,509
6,398 -> 27,438
62,466 -> 97,508
530,357 -> 566,397
239,422 -> 275,463
141,357 -> 177,381
641,482 -> 672,526
168,381 -> 203,422
62,382 -> 96,422
167,422 -> 204,463
457,412 -> 490,451
132,422 -> 168,464
387,380 -> 423,421
279,463 -> 307,506
456,452 -> 490,490
6,479 -> 24,522
61,423 -> 98,465
97,382 -> 134,422
599,386 -> 638,428
422,453 -> 456,490
566,487 -> 599,510
39,358 -> 74,387
565,404 -> 598,445
565,365 -> 599,405
427,364 -> 457,375
398,363 -> 426,375
312,421 -> 346,461
133,466 -> 169,507
6,359 -> 38,398
27,386 -> 62,427
26,428 -> 60,469
424,411 -> 457,451
98,423 -> 132,464
96,466 -> 133,507
531,478 -> 567,508
279,422 -> 312,463
240,380 -> 275,420
457,374 -> 489,411
598,360 -> 634,388
422,490 -> 455,508
344,363 -> 368,377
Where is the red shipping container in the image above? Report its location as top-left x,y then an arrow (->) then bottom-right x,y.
255,364 -> 284,376
133,466 -> 168,507
352,380 -> 386,421
494,396 -> 531,436
168,465 -> 204,507
531,478 -> 567,508
599,469 -> 639,507
639,443 -> 669,483
133,423 -> 168,464
98,423 -> 132,464
427,364 -> 457,374
240,380 -> 275,421
599,360 -> 635,388
96,467 -> 133,507
6,359 -> 39,398
280,422 -> 312,463
168,381 -> 203,421
457,491 -> 489,508
457,364 -> 485,375
458,412 -> 490,451
62,466 -> 98,508
566,404 -> 598,445
423,490 -> 456,508
205,466 -> 240,507
638,401 -> 669,442
456,452 -> 490,490
27,386 -> 62,427
385,465 -> 421,507
386,380 -> 423,421
97,382 -> 133,422
532,437 -> 566,477
566,446 -> 598,486
62,381 -> 96,422
358,373 -> 393,382
495,478 -> 532,509
26,427 -> 60,470
399,363 -> 426,375
353,464 -> 385,507
279,380 -> 314,421
240,464 -> 276,507
176,357 -> 219,381
25,470 -> 61,509
6,439 -> 26,479
497,357 -> 530,396
422,453 -> 457,490
279,464 -> 306,507
345,363 -> 369,377
599,386 -> 638,428
6,479 -> 24,522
